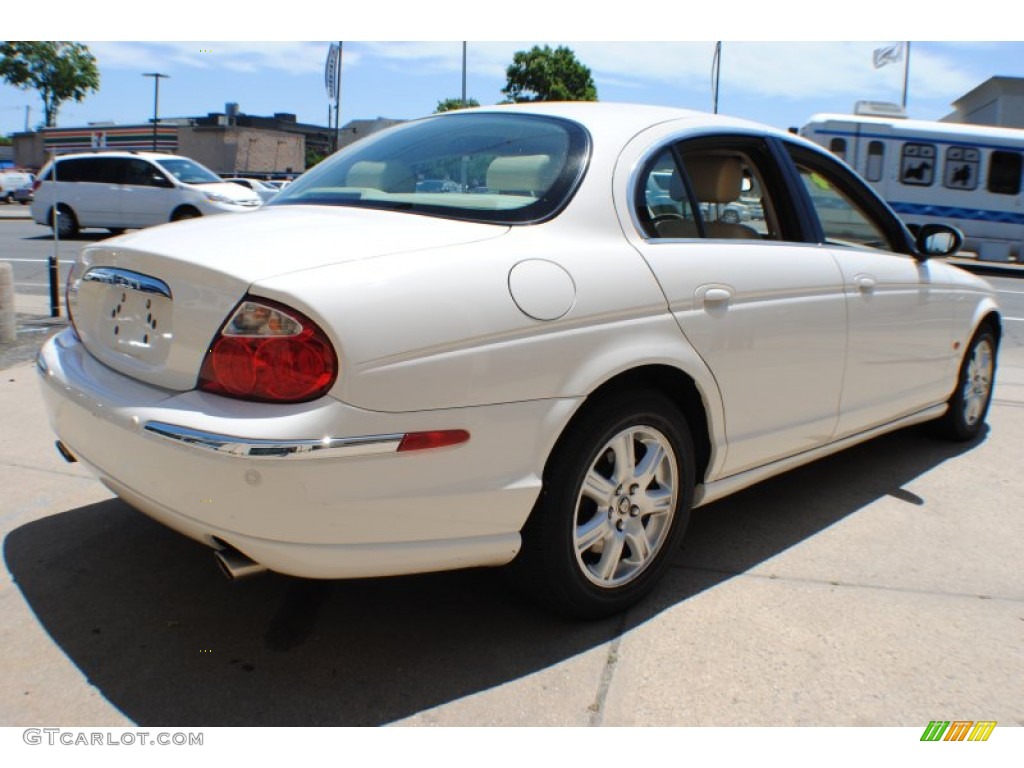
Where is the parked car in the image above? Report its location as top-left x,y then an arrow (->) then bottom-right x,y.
38,103 -> 1000,618
415,178 -> 461,193
223,177 -> 279,203
12,182 -> 35,205
31,152 -> 262,237
1,170 -> 34,203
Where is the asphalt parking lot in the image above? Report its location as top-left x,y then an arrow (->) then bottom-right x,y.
1,215 -> 1022,729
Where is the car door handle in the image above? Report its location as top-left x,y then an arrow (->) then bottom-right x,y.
704,288 -> 733,303
854,276 -> 876,291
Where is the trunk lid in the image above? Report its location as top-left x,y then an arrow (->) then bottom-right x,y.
69,205 -> 508,391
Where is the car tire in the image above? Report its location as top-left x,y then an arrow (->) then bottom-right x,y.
51,205 -> 79,239
515,391 -> 695,619
720,208 -> 740,224
171,207 -> 201,222
935,323 -> 997,442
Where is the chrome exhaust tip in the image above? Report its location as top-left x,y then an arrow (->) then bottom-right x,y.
55,440 -> 77,463
213,544 -> 267,581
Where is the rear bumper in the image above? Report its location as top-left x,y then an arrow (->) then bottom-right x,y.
38,328 -> 577,578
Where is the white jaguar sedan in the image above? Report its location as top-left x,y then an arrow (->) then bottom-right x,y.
38,103 -> 1000,618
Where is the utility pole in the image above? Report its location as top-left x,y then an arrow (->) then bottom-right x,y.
142,73 -> 170,151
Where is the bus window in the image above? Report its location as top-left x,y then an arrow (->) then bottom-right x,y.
987,150 -> 1022,195
865,141 -> 884,182
945,147 -> 980,190
829,138 -> 847,162
900,143 -> 935,186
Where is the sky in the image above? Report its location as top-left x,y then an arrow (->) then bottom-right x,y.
3,4 -> 1022,140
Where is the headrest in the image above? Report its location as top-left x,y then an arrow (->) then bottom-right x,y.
345,161 -> 415,192
683,156 -> 744,203
486,155 -> 556,195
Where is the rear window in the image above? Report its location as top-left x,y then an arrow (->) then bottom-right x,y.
271,112 -> 591,224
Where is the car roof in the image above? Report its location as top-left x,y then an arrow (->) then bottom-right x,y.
452,101 -> 797,142
49,152 -> 187,161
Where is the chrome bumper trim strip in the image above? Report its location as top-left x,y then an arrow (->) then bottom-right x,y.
142,421 -> 404,460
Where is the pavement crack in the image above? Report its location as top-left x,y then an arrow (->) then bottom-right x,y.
0,459 -> 99,481
588,613 -> 627,726
672,563 -> 1024,603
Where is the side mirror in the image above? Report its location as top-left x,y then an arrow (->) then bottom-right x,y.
915,223 -> 963,259
151,174 -> 174,189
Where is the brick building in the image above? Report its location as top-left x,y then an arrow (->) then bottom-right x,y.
11,107 -> 404,176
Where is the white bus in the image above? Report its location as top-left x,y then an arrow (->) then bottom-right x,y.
801,111 -> 1024,262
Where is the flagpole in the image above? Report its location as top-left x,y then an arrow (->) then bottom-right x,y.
712,42 -> 722,114
902,41 -> 911,110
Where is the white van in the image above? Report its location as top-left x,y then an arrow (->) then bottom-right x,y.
1,170 -> 35,203
801,112 -> 1024,262
31,152 -> 262,237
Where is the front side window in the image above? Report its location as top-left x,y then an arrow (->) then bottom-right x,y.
900,142 -> 936,186
155,157 -> 220,185
123,159 -> 164,186
796,165 -> 893,250
271,113 -> 590,224
987,150 -> 1022,195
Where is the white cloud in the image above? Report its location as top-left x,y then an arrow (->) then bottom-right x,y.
87,42 -> 344,76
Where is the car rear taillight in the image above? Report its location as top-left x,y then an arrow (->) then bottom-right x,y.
32,179 -> 42,192
199,298 -> 338,403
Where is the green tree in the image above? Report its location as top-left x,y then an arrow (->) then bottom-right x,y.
305,147 -> 326,169
435,97 -> 480,113
0,41 -> 100,128
501,45 -> 597,103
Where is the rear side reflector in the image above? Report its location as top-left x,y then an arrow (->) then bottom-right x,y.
397,430 -> 470,452
199,297 -> 338,403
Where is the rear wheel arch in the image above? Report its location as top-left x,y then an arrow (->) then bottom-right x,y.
545,364 -> 714,501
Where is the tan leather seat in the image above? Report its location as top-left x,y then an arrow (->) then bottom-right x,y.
683,155 -> 759,239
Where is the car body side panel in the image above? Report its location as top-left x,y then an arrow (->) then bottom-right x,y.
831,249 -> 958,437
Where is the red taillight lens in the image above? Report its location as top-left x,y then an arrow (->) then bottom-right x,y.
199,298 -> 338,403
32,179 -> 42,192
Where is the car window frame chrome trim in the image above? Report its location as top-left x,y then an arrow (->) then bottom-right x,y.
142,421 -> 404,460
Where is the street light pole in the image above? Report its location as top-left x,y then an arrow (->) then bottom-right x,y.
142,73 -> 170,151
462,42 -> 467,107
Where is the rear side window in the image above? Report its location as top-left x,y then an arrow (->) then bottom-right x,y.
987,150 -> 1022,195
54,157 -> 120,183
636,140 -> 783,241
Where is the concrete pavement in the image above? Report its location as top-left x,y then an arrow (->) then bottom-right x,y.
1,312 -> 1022,727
